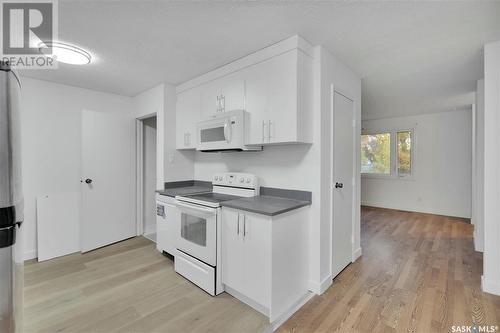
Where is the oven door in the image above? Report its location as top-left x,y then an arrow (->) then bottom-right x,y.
175,201 -> 217,266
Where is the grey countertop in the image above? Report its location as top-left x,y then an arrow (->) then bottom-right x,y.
156,186 -> 211,198
221,195 -> 311,216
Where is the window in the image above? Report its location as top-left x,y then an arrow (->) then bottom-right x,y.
361,133 -> 391,175
397,131 -> 412,176
361,129 -> 414,178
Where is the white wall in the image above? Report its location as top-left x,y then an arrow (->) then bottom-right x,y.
361,110 -> 472,218
192,45 -> 362,294
143,116 -> 157,235
20,77 -> 133,260
475,79 -> 485,252
132,83 -> 195,186
483,40 -> 500,296
132,84 -> 165,189
318,46 -> 362,290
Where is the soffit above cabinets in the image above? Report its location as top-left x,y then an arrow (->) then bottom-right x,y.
176,35 -> 314,94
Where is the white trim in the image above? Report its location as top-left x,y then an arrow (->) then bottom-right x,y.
308,275 -> 333,295
360,202 -> 471,219
329,85 -> 357,285
135,119 -> 144,236
474,228 -> 484,252
271,292 -> 314,332
24,249 -> 38,261
135,113 -> 158,237
352,247 -> 362,262
471,104 -> 477,227
482,275 -> 500,296
224,285 -> 269,317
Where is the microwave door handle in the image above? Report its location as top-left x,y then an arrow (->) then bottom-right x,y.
224,120 -> 231,143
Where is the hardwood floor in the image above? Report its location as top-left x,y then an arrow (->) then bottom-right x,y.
25,207 -> 500,333
279,206 -> 500,333
24,237 -> 269,333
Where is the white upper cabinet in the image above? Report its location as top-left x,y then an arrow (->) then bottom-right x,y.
175,35 -> 314,149
200,74 -> 245,119
245,49 -> 313,145
176,87 -> 200,149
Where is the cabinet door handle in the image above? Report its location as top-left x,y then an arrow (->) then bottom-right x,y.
268,120 -> 272,141
237,213 -> 240,235
243,214 -> 246,237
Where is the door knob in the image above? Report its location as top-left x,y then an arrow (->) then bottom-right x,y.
84,178 -> 92,184
335,182 -> 343,189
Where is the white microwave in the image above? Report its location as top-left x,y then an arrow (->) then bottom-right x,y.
197,110 -> 262,152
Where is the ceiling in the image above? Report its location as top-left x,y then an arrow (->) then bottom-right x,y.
20,1 -> 500,119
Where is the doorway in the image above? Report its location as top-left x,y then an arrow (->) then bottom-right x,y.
137,116 -> 157,242
331,87 -> 356,279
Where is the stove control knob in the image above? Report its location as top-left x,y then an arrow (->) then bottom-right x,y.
246,178 -> 251,183
239,178 -> 244,183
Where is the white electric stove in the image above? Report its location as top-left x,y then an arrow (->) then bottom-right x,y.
174,172 -> 259,296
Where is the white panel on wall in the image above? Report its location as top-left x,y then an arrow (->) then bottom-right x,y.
36,192 -> 80,262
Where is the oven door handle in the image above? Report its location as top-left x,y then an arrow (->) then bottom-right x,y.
175,201 -> 216,214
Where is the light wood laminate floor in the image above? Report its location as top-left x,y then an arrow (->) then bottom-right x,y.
24,237 -> 269,333
25,207 -> 500,333
279,206 -> 500,333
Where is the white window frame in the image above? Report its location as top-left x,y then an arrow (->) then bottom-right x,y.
361,127 -> 416,180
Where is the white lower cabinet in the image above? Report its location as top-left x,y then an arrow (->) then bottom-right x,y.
221,207 -> 310,323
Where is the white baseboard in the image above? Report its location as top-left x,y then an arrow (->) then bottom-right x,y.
308,275 -> 332,295
271,292 -> 314,331
482,275 -> 500,296
24,249 -> 37,261
224,285 -> 269,318
474,230 -> 484,252
352,247 -> 362,261
143,225 -> 156,236
361,202 -> 470,219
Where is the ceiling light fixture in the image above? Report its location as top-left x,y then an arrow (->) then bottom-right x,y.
39,42 -> 92,65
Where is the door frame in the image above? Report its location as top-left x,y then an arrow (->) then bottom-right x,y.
329,84 -> 357,279
135,113 -> 157,236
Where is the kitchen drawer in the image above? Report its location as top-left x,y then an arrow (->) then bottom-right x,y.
175,250 -> 215,296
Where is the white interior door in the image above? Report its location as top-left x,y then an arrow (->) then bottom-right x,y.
332,89 -> 355,278
81,110 -> 135,252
